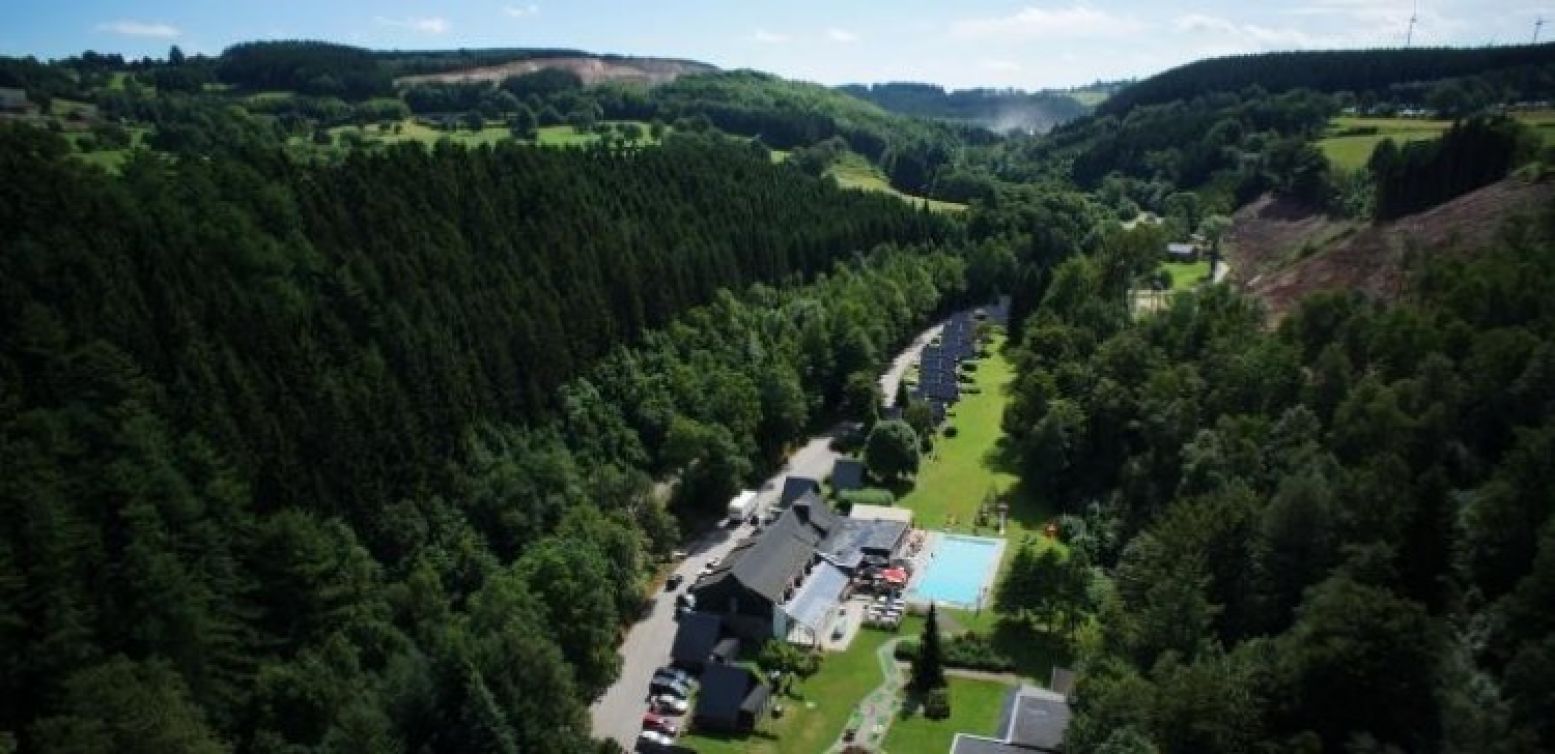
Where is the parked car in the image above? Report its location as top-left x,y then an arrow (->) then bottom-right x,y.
637,730 -> 675,752
642,713 -> 680,736
651,694 -> 689,715
655,667 -> 697,687
665,573 -> 684,591
649,678 -> 690,699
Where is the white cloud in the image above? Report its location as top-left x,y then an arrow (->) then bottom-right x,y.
96,20 -> 181,39
826,27 -> 859,43
503,4 -> 539,19
753,28 -> 789,44
1174,13 -> 1337,48
375,16 -> 450,34
981,59 -> 1022,72
952,5 -> 1143,40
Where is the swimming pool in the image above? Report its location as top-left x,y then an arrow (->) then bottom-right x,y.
906,534 -> 1004,609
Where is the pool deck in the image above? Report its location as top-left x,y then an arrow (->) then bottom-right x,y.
904,531 -> 1006,611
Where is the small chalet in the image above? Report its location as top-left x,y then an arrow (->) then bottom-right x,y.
693,664 -> 770,734
1165,242 -> 1199,261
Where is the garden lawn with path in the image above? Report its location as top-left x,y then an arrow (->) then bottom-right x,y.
680,618 -> 923,754
882,677 -> 1013,754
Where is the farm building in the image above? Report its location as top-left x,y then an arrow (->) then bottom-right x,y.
1165,242 -> 1199,261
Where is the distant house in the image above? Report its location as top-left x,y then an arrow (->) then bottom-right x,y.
831,459 -> 866,492
778,476 -> 822,508
0,88 -> 29,113
670,612 -> 739,673
1165,242 -> 1199,262
693,664 -> 770,734
949,686 -> 1072,754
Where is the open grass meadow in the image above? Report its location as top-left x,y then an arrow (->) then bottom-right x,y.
680,619 -> 923,754
1319,111 -> 1555,171
882,677 -> 1013,754
321,118 -> 665,153
826,152 -> 968,214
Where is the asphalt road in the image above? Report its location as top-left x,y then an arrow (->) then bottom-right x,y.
590,323 -> 938,750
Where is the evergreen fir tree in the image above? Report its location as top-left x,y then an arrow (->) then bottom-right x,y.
912,603 -> 947,693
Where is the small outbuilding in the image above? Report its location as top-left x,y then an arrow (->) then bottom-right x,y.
693,664 -> 770,734
830,459 -> 866,492
779,476 -> 822,508
1165,242 -> 1199,261
0,88 -> 29,113
671,612 -> 739,672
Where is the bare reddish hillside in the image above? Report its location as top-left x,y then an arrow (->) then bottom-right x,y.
1225,178 -> 1555,322
396,56 -> 717,87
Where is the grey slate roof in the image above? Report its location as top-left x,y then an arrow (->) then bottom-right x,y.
822,518 -> 908,570
695,664 -> 763,728
694,507 -> 823,604
831,458 -> 866,492
1009,691 -> 1071,751
950,687 -> 1071,754
779,476 -> 822,507
670,612 -> 722,666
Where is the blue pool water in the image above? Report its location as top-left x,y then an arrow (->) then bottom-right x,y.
907,534 -> 1003,609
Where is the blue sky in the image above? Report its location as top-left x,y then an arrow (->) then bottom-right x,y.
2,1 -> 1549,89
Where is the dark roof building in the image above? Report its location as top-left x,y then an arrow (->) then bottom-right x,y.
831,458 -> 866,492
693,664 -> 770,733
671,612 -> 738,672
949,687 -> 1071,754
691,494 -> 853,644
821,518 -> 909,571
779,476 -> 822,508
0,88 -> 28,113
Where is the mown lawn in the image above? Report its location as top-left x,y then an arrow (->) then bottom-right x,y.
896,333 -> 1056,553
826,152 -> 967,213
1160,260 -> 1211,291
681,619 -> 922,754
883,677 -> 1012,754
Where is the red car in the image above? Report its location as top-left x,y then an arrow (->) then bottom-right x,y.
642,712 -> 680,736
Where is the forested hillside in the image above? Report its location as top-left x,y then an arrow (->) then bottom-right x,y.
1102,44 -> 1555,116
0,124 -> 966,752
1002,196 -> 1555,753
837,82 -> 1090,134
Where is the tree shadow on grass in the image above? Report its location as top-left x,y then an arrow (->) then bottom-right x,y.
990,617 -> 1073,684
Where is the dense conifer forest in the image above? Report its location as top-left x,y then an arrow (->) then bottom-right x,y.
9,27 -> 1555,754
0,124 -> 966,752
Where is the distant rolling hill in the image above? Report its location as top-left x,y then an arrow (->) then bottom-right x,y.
837,81 -> 1099,134
394,53 -> 718,87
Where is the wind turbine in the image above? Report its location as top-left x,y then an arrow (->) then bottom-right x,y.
1536,17 -> 1547,44
1406,0 -> 1419,48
